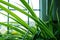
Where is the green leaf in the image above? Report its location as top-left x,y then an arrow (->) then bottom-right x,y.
0,5 -> 36,34
0,22 -> 25,34
0,0 -> 57,39
20,0 -> 38,18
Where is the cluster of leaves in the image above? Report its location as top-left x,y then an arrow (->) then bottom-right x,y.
0,33 -> 23,40
0,0 -> 59,40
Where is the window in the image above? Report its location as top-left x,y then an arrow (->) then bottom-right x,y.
0,0 -> 48,33
0,0 -> 40,25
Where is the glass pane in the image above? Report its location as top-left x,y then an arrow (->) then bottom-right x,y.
0,25 -> 7,34
29,0 -> 39,9
0,11 -> 7,22
35,11 -> 39,17
9,0 -> 28,9
29,18 -> 35,27
4,0 -> 8,2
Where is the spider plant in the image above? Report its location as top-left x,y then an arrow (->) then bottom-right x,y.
0,0 -> 59,40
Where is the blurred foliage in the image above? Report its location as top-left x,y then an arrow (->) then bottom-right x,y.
0,0 -> 60,40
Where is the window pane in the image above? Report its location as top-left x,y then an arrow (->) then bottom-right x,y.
35,11 -> 39,17
29,0 -> 39,9
4,0 -> 8,2
0,11 -> 7,22
29,18 -> 35,26
9,0 -> 28,9
0,25 -> 7,34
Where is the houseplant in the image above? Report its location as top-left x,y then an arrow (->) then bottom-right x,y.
0,0 -> 59,40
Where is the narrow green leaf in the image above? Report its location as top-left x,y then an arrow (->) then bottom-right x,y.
0,0 -> 56,39
0,12 -> 30,33
0,22 -> 25,34
0,5 -> 56,39
0,0 -> 48,29
20,0 -> 38,18
0,5 -> 35,34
